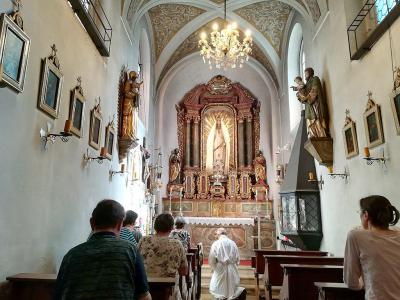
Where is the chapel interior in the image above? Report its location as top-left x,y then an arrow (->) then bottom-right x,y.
0,0 -> 400,299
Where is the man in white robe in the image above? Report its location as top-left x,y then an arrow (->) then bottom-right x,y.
209,228 -> 245,300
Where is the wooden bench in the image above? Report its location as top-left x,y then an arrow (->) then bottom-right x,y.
264,256 -> 343,300
253,250 -> 328,299
5,273 -> 177,300
315,282 -> 365,300
189,243 -> 203,300
6,273 -> 56,300
280,264 -> 344,300
148,277 -> 176,300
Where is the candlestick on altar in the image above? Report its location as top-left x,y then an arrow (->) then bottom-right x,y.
254,188 -> 261,250
179,187 -> 183,216
169,187 -> 173,214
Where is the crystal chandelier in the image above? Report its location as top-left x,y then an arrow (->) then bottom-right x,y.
198,0 -> 252,69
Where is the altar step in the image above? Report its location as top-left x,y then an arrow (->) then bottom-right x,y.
200,264 -> 257,300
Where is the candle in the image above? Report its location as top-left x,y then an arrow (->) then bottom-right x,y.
328,166 -> 333,174
100,147 -> 107,157
364,147 -> 370,158
64,119 -> 72,133
120,164 -> 125,173
308,172 -> 315,181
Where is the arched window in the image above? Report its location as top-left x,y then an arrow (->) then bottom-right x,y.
287,23 -> 304,131
375,0 -> 396,23
138,29 -> 151,128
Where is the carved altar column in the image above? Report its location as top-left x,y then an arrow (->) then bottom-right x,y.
238,117 -> 245,168
245,116 -> 253,167
192,116 -> 200,168
185,117 -> 192,168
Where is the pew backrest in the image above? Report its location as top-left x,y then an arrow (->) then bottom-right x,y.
6,273 -> 56,300
254,250 -> 329,275
148,277 -> 176,300
264,255 -> 343,287
280,264 -> 344,300
314,282 -> 365,300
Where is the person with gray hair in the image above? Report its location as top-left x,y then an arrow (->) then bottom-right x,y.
209,228 -> 246,300
170,216 -> 191,251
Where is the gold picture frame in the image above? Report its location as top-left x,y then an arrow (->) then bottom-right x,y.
342,111 -> 359,159
89,102 -> 102,150
363,94 -> 384,149
390,87 -> 400,135
37,45 -> 63,119
69,80 -> 85,138
0,13 -> 30,93
104,122 -> 116,161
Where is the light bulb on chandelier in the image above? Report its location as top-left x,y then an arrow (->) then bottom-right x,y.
198,0 -> 253,70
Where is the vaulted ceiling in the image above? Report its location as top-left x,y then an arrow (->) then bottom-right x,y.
125,0 -> 322,89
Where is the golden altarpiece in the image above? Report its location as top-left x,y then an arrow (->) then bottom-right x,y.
163,76 -> 276,258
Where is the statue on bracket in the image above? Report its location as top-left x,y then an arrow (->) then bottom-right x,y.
254,150 -> 267,184
122,71 -> 142,139
168,148 -> 181,184
292,67 -> 333,166
296,68 -> 330,138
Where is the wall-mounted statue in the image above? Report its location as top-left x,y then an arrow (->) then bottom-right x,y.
121,71 -> 142,139
169,148 -> 181,184
254,150 -> 267,184
295,68 -> 329,138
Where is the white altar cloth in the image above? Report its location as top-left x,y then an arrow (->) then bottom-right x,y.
184,217 -> 254,226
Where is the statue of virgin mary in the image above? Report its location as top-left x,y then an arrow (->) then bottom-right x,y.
206,116 -> 230,175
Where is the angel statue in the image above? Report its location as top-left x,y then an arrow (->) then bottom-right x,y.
169,148 -> 181,184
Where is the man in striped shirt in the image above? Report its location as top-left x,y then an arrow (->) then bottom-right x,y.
54,199 -> 151,300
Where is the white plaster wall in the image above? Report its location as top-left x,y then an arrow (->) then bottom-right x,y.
0,0 -> 153,281
280,0 -> 400,255
156,54 -> 281,203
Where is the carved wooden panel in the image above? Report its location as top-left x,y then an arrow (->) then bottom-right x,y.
196,170 -> 209,199
227,171 -> 239,199
240,172 -> 252,199
184,171 -> 196,199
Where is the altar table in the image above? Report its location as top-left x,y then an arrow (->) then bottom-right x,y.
184,217 -> 275,260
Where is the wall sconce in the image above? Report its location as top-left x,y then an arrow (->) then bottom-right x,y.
40,120 -> 73,149
275,164 -> 285,184
327,166 -> 349,181
110,164 -> 126,177
308,172 -> 324,190
83,147 -> 107,164
363,147 -> 387,166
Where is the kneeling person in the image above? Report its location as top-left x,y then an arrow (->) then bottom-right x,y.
54,199 -> 151,300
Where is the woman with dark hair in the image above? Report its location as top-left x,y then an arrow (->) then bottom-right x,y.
170,217 -> 191,252
138,213 -> 188,299
344,195 -> 400,299
122,210 -> 142,243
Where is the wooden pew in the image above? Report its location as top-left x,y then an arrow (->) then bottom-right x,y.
6,273 -> 56,300
280,264 -> 344,300
5,273 -> 177,300
148,277 -> 176,300
254,250 -> 328,299
194,243 -> 203,300
264,256 -> 343,300
180,253 -> 195,300
315,282 -> 365,300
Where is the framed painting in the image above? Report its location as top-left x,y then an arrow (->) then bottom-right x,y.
342,112 -> 359,159
104,123 -> 116,160
37,54 -> 63,119
363,97 -> 384,149
390,87 -> 400,135
89,105 -> 102,150
0,13 -> 30,93
69,82 -> 85,137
